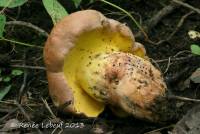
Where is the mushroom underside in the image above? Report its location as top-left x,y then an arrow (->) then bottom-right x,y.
63,29 -> 167,121
63,29 -> 134,117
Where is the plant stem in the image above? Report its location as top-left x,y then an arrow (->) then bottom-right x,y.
6,21 -> 49,37
0,38 -> 43,49
0,0 -> 12,14
100,0 -> 148,40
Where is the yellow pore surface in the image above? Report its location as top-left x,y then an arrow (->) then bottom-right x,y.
63,29 -> 133,117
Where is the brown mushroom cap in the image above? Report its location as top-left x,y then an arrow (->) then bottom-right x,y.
44,10 -> 167,120
44,10 -> 145,117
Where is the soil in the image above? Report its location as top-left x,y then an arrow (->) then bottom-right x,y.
0,0 -> 200,134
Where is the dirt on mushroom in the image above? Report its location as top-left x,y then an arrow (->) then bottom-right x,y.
0,0 -> 200,134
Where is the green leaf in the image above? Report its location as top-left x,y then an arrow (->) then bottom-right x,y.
42,0 -> 68,24
3,76 -> 11,82
0,85 -> 12,100
11,69 -> 23,76
73,0 -> 82,8
0,15 -> 6,38
191,44 -> 200,55
0,0 -> 28,8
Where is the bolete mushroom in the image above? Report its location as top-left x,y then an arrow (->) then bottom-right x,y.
44,10 -> 167,121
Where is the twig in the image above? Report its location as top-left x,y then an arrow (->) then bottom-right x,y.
15,101 -> 31,120
172,0 -> 200,14
58,128 -> 63,134
10,64 -> 46,70
51,126 -> 59,134
0,100 -> 44,107
18,51 -> 27,103
0,7 -> 7,15
147,1 -> 182,32
15,101 -> 43,134
173,50 -> 191,57
169,95 -> 200,103
51,126 -> 63,134
104,9 -> 142,24
154,11 -> 194,45
135,0 -> 185,40
0,100 -> 17,105
155,54 -> 193,63
18,71 -> 27,102
164,57 -> 171,74
100,0 -> 149,41
144,124 -> 175,134
0,0 -> 12,14
0,38 -> 43,48
149,58 -> 162,72
0,108 -> 18,123
41,98 -> 57,119
6,21 -> 49,37
0,108 -> 16,113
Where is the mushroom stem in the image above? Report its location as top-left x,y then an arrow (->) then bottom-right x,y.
77,52 -> 167,122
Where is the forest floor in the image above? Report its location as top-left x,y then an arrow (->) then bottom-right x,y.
0,0 -> 200,134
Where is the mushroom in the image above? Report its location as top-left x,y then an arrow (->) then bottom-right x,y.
44,10 -> 167,121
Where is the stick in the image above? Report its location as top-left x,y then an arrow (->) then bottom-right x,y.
172,0 -> 200,14
0,108 -> 18,123
6,21 -> 49,37
10,64 -> 46,70
154,11 -> 194,45
135,0 -> 185,40
15,101 -> 43,134
155,54 -> 193,63
41,98 -> 57,119
169,95 -> 200,103
18,51 -> 27,103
